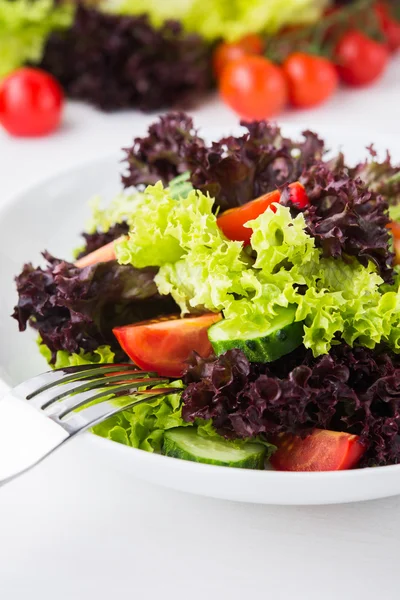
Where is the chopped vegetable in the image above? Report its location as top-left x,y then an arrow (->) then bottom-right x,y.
163,427 -> 267,468
13,254 -> 177,362
270,430 -> 366,471
208,305 -> 303,363
74,238 -> 124,269
113,313 -> 222,377
181,345 -> 400,467
216,182 -> 308,244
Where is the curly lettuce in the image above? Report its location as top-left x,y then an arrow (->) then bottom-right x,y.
115,183 -> 400,357
38,340 -> 188,452
116,0 -> 327,41
0,0 -> 73,78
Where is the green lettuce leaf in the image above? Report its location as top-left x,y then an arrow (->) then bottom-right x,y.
115,184 -> 400,357
0,0 -> 73,78
115,0 -> 327,41
116,183 -> 246,313
38,339 -> 116,368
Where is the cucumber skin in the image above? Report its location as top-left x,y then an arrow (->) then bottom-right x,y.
210,320 -> 304,363
162,434 -> 266,469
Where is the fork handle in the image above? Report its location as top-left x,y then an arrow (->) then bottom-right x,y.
0,393 -> 69,485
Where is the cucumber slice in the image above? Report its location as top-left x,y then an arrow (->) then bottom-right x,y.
208,306 -> 303,362
163,428 -> 266,469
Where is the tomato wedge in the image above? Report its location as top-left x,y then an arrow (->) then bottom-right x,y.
113,313 -> 222,378
216,182 -> 308,245
270,429 -> 366,472
74,237 -> 126,268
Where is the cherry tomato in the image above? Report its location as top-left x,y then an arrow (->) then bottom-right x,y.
213,34 -> 264,78
74,237 -> 126,268
217,182 -> 308,245
0,68 -> 63,137
219,56 -> 288,120
239,34 -> 265,55
270,429 -> 366,471
283,52 -> 338,108
334,31 -> 389,86
113,313 -> 222,378
376,2 -> 400,52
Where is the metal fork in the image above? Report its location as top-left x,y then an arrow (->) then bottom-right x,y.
0,363 -> 179,486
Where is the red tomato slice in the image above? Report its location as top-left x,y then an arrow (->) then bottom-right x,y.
74,237 -> 126,268
113,313 -> 222,378
216,182 -> 308,245
270,429 -> 366,472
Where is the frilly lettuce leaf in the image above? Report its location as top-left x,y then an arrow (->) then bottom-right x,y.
38,339 -> 116,368
116,183 -> 400,357
0,0 -> 73,78
116,183 -> 246,312
116,0 -> 327,41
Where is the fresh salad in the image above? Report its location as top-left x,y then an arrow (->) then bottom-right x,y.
13,113 -> 400,471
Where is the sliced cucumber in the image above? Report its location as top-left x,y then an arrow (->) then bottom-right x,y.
163,428 -> 266,469
208,305 -> 303,362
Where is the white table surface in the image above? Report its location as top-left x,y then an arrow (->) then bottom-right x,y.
1,58 -> 400,599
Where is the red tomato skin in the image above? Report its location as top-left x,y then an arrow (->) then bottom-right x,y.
270,429 -> 366,472
283,53 -> 338,108
219,56 -> 288,120
213,35 -> 264,78
216,182 -> 308,245
0,68 -> 63,137
288,182 -> 309,209
113,314 -> 222,378
334,31 -> 389,86
217,190 -> 280,245
376,2 -> 400,52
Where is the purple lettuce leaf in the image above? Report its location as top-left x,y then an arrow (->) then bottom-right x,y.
182,346 -> 400,467
281,163 -> 394,281
13,253 -> 178,362
122,112 -> 204,188
40,6 -> 213,113
350,147 -> 400,207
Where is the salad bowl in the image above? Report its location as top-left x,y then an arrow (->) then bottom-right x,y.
2,123 -> 400,505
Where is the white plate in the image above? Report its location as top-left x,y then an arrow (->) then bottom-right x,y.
2,124 -> 400,505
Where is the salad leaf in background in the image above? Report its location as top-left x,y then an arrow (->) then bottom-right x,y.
116,0 -> 327,41
0,0 -> 73,78
181,345 -> 400,467
39,5 -> 213,112
13,254 -> 178,362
